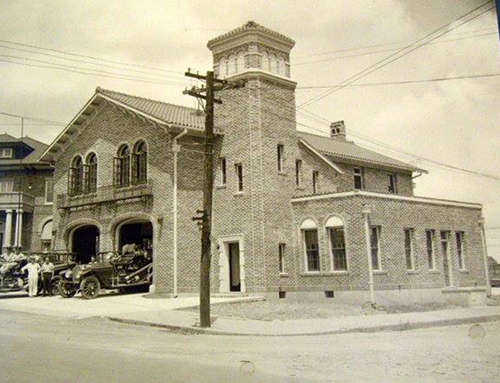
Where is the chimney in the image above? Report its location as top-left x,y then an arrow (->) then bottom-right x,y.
330,121 -> 346,140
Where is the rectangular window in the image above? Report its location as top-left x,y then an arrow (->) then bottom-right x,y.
404,228 -> 415,270
277,144 -> 284,173
304,229 -> 320,272
235,163 -> 243,192
329,227 -> 347,271
312,170 -> 319,193
426,230 -> 435,270
370,226 -> 381,270
354,167 -> 364,190
295,160 -> 302,187
0,148 -> 13,158
278,243 -> 286,273
44,179 -> 54,204
219,158 -> 227,186
0,180 -> 14,192
388,174 -> 397,194
456,231 -> 465,269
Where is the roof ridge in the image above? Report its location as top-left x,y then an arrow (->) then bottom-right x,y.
96,87 -> 201,113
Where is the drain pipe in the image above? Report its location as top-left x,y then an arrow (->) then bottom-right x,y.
172,128 -> 188,297
362,205 -> 375,306
478,216 -> 491,297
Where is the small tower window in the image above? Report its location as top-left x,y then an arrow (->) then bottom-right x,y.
312,170 -> 319,193
277,144 -> 284,173
235,163 -> 243,192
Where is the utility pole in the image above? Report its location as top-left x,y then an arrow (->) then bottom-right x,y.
183,69 -> 242,327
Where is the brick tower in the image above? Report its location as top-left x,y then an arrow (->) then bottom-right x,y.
208,21 -> 299,293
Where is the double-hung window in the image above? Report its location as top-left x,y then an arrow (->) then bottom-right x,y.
277,144 -> 284,173
456,231 -> 465,270
328,226 -> 347,271
295,159 -> 302,187
312,170 -> 319,193
219,158 -> 227,186
278,243 -> 286,273
354,167 -> 364,190
235,163 -> 243,192
370,226 -> 381,270
426,230 -> 436,270
404,228 -> 415,270
388,174 -> 397,194
44,179 -> 54,204
303,229 -> 320,272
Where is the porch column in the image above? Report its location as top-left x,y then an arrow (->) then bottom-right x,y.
3,209 -> 13,249
362,205 -> 375,305
14,209 -> 23,248
479,217 -> 491,296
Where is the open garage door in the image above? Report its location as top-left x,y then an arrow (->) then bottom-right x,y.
72,225 -> 100,264
118,220 -> 153,257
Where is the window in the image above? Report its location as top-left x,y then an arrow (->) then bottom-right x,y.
0,180 -> 13,192
40,220 -> 52,252
278,243 -> 286,273
219,158 -> 227,186
354,167 -> 364,190
295,160 -> 302,187
456,231 -> 465,269
132,140 -> 147,185
277,144 -> 284,173
326,216 -> 347,271
114,145 -> 130,188
0,148 -> 13,158
370,226 -> 381,270
312,170 -> 319,193
85,153 -> 97,193
426,230 -> 435,270
68,156 -> 83,196
44,179 -> 54,204
404,228 -> 415,270
235,163 -> 243,192
388,174 -> 397,194
304,229 -> 320,272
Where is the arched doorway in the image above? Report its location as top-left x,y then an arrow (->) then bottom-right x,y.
117,219 -> 153,256
71,225 -> 100,264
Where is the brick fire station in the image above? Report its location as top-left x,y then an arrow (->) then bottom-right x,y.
39,22 -> 489,304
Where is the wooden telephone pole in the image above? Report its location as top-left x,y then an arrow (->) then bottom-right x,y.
184,70 -> 243,328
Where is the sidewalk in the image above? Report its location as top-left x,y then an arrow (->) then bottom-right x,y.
108,305 -> 500,336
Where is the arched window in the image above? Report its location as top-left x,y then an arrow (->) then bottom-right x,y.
114,144 -> 130,188
69,155 -> 83,196
85,152 -> 97,193
40,219 -> 52,252
326,216 -> 347,271
132,140 -> 147,185
300,219 -> 320,272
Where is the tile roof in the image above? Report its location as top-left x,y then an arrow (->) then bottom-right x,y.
0,134 -> 49,165
298,131 -> 424,172
96,87 -> 206,131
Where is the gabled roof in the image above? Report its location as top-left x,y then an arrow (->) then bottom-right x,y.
96,87 -> 205,130
41,87 -> 208,162
298,131 -> 426,173
0,134 -> 49,165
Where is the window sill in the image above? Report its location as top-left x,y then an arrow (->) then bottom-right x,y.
296,186 -> 305,191
278,172 -> 287,177
44,202 -> 54,205
406,270 -> 419,274
459,269 -> 469,273
233,192 -> 245,197
279,273 -> 289,278
429,270 -> 440,274
299,271 -> 348,277
373,270 -> 387,275
216,184 -> 226,190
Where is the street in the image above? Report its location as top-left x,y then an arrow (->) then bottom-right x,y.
0,309 -> 499,383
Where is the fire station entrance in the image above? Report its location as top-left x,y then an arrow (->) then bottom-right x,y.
117,220 -> 153,256
71,225 -> 100,264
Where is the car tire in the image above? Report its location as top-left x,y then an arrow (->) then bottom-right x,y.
59,280 -> 76,298
50,277 -> 61,296
80,276 -> 100,299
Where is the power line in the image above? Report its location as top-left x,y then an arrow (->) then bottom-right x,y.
298,1 -> 495,109
293,31 -> 497,66
296,72 -> 500,89
0,39 -> 183,75
0,111 -> 65,125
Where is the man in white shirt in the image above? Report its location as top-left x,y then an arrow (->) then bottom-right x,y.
21,258 -> 41,297
40,257 -> 55,296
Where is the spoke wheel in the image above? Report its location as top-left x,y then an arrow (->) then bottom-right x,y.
59,280 -> 76,298
51,277 -> 61,296
80,276 -> 100,299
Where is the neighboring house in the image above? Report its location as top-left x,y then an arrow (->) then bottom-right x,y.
0,133 -> 54,253
40,22 -> 488,303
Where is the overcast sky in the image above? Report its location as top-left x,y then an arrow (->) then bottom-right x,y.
1,0 -> 499,258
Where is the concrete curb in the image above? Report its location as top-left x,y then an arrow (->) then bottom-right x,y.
107,313 -> 500,337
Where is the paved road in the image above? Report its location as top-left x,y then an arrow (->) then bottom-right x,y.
0,309 -> 499,383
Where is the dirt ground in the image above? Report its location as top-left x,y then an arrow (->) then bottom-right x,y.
180,299 -> 460,321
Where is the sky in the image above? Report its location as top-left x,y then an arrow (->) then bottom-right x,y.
0,0 -> 499,259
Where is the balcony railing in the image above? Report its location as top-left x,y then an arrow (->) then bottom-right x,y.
57,179 -> 153,210
0,192 -> 35,212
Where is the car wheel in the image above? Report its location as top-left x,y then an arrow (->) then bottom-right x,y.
51,277 -> 61,296
59,280 -> 76,298
80,276 -> 100,299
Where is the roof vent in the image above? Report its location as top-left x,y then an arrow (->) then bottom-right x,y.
330,121 -> 346,140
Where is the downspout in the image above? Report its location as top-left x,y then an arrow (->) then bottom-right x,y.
362,205 -> 375,306
479,216 -> 491,297
172,128 -> 188,297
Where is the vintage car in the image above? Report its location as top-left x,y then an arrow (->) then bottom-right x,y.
58,251 -> 152,299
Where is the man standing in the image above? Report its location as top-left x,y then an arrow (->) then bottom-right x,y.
40,257 -> 55,296
21,258 -> 40,297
